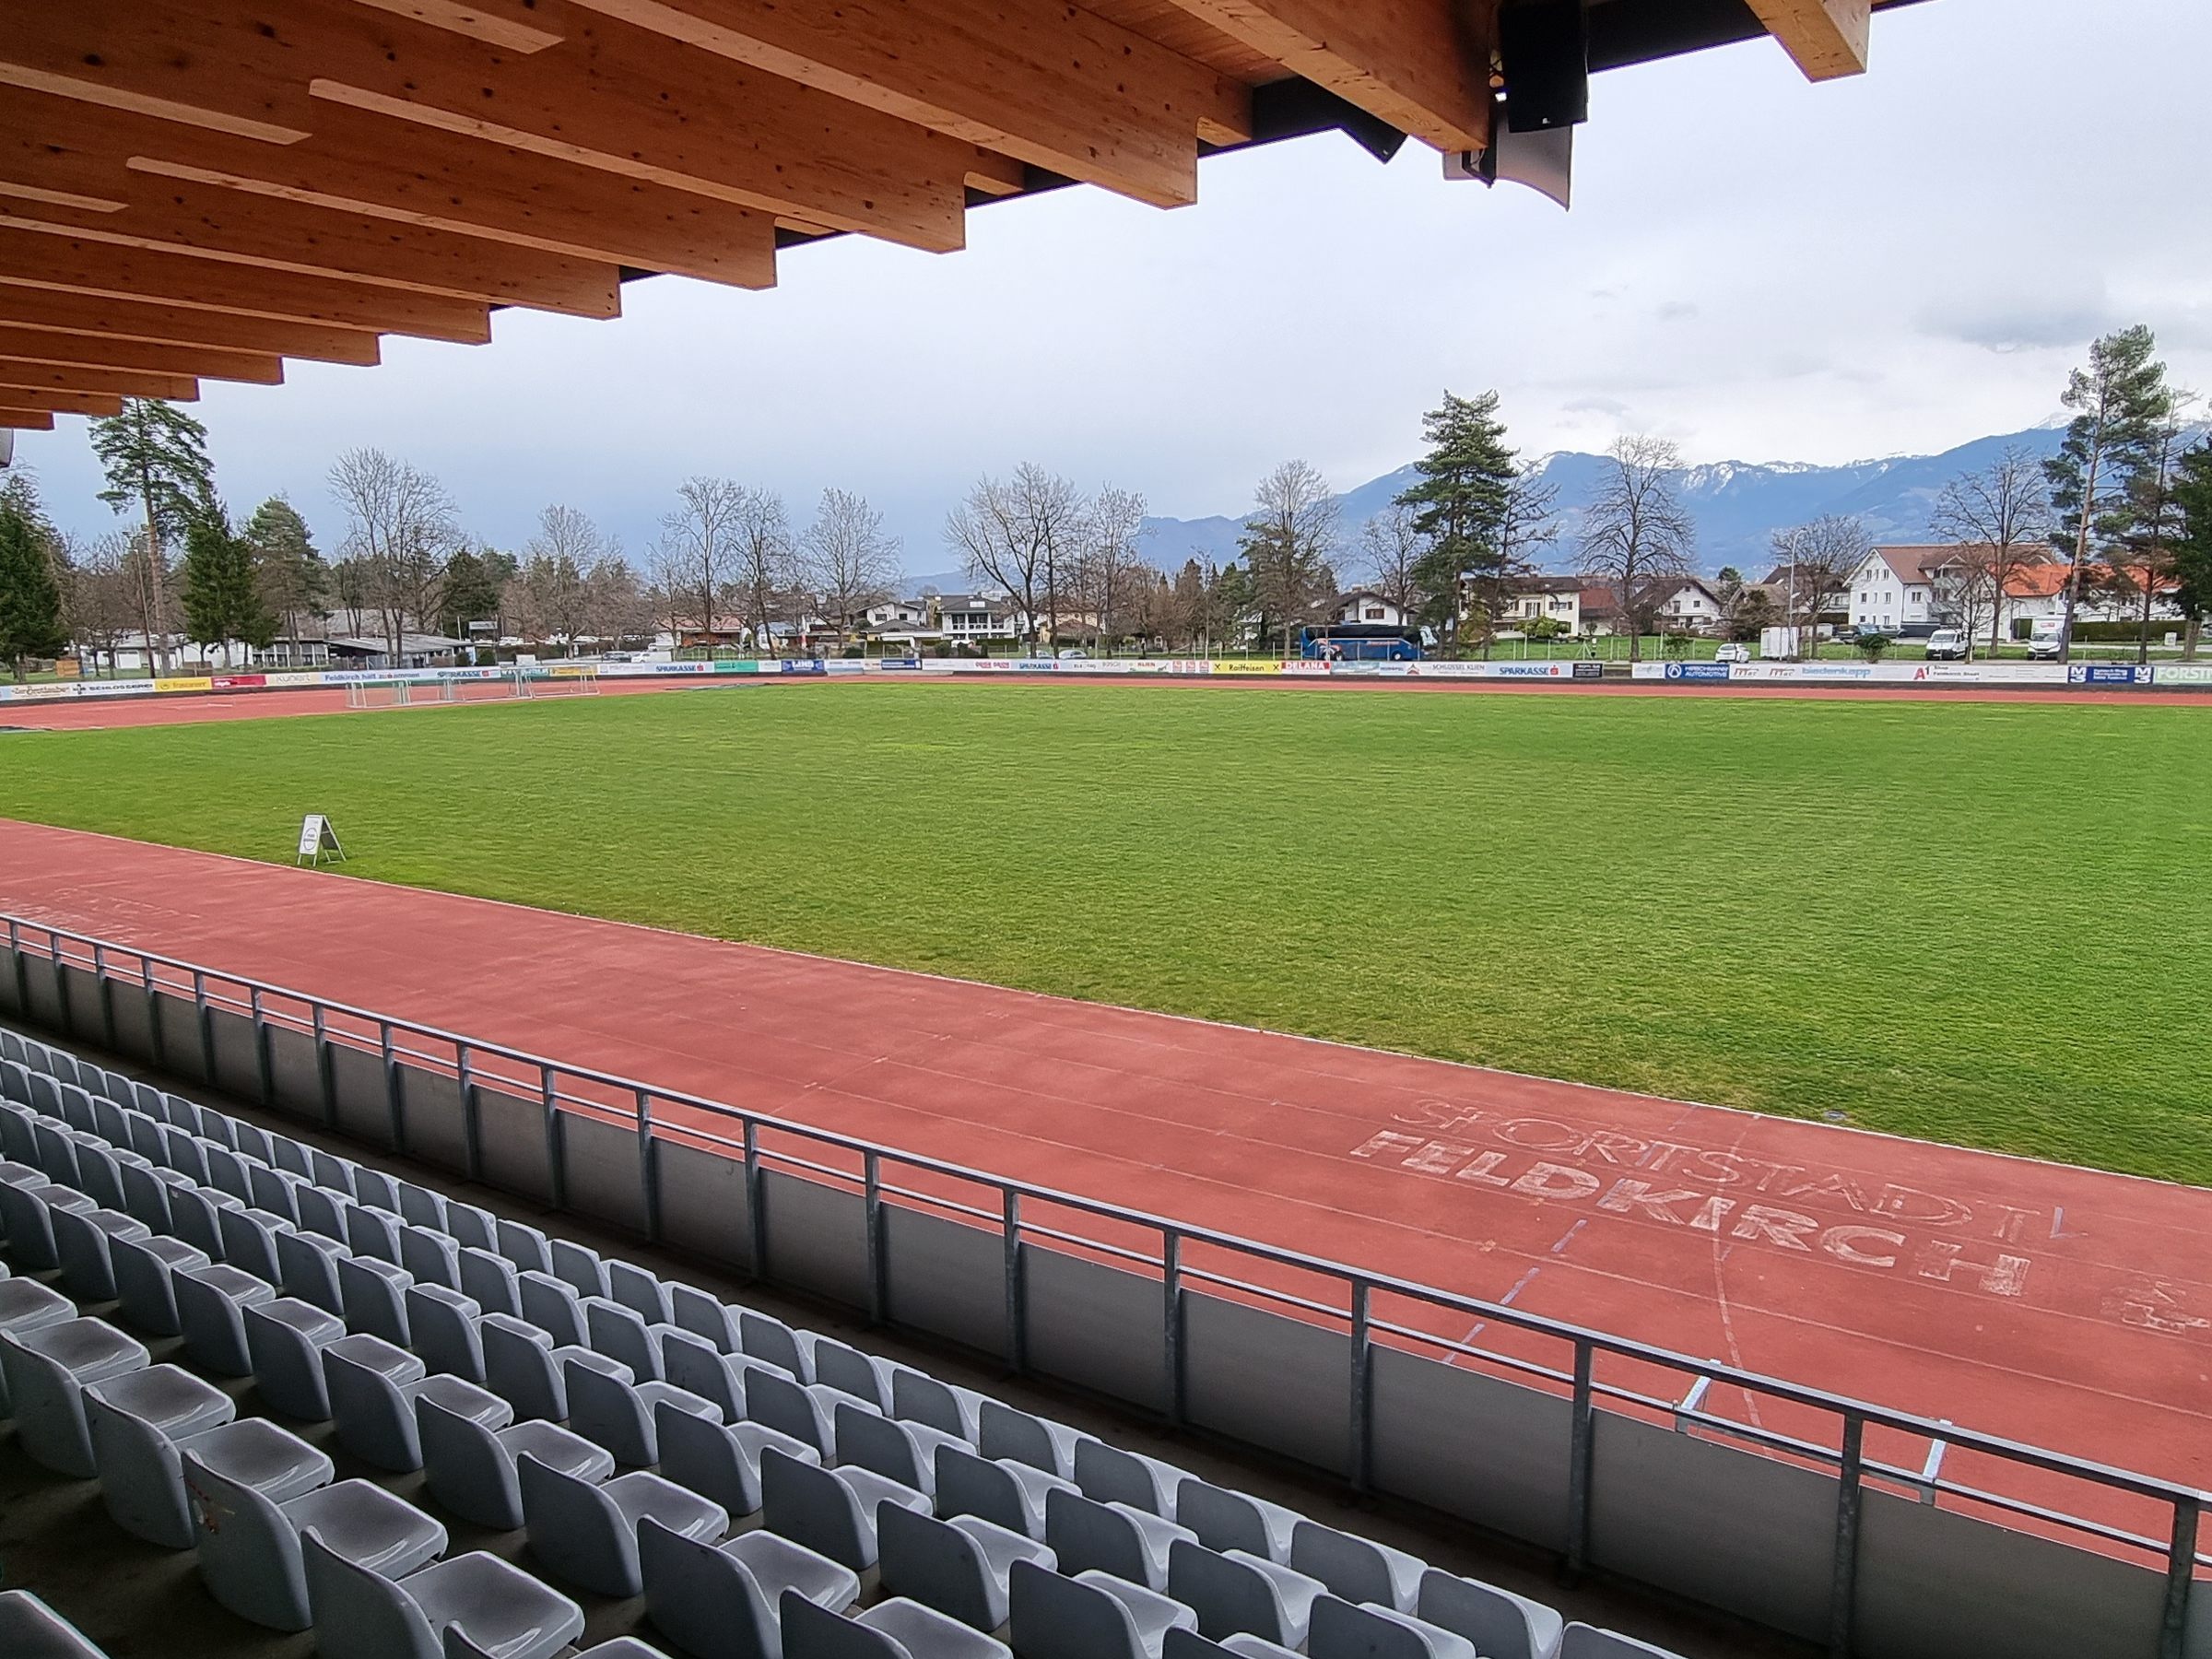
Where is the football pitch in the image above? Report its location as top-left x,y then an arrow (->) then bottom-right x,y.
3,680 -> 2207,1183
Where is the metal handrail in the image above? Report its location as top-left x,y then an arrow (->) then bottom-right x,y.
6,912 -> 2204,1658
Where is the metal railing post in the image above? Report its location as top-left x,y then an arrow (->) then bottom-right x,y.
249,986 -> 273,1106
1162,1230 -> 1186,1426
864,1150 -> 887,1325
312,1004 -> 337,1127
192,969 -> 216,1081
636,1088 -> 661,1243
1830,1412 -> 1865,1658
1348,1280 -> 1374,1492
457,1046 -> 484,1182
50,930 -> 74,1041
92,943 -> 117,1050
380,1020 -> 405,1149
1003,1189 -> 1026,1374
1566,1340 -> 1595,1581
743,1119 -> 766,1281
143,956 -> 166,1069
2161,1497 -> 2198,1659
6,919 -> 25,1015
540,1065 -> 568,1208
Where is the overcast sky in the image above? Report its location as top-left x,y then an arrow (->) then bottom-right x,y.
13,0 -> 2210,571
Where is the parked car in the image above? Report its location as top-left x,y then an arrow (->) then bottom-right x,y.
1057,647 -> 1088,659
1924,628 -> 1968,661
2026,618 -> 2068,660
1713,641 -> 1749,664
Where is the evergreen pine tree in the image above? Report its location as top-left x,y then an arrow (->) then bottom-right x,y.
88,397 -> 215,673
181,504 -> 275,666
1394,391 -> 1520,653
0,476 -> 67,680
240,495 -> 327,651
2044,326 -> 2171,662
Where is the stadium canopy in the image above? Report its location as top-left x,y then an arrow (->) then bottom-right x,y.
0,0 -> 1926,432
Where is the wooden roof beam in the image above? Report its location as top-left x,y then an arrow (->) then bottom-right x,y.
6,93 -> 773,290
0,324 -> 283,383
0,286 -> 381,363
1743,0 -> 1871,79
1157,0 -> 1491,153
0,409 -> 57,429
4,1 -> 1002,253
0,387 -> 125,417
567,0 -> 1251,207
350,0 -> 567,53
0,235 -> 493,339
0,359 -> 199,401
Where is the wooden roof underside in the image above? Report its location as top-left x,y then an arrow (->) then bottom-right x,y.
0,0 -> 1918,429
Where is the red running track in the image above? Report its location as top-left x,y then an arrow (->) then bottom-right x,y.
1,819 -> 2206,1539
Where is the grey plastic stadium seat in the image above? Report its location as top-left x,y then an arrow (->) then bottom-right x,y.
878,1501 -> 1054,1633
0,1588 -> 109,1658
118,1159 -> 186,1233
1415,1571 -> 1564,1659
640,1518 -> 860,1659
562,1643 -> 679,1659
277,1227 -> 352,1314
837,1401 -> 967,1497
746,1366 -> 861,1455
811,1337 -> 894,1408
1074,1441 -> 1189,1516
328,1332 -> 513,1471
583,1294 -> 664,1379
1289,1522 -> 1428,1613
271,1134 -> 316,1180
90,1398 -> 329,1549
78,1367 -> 243,1539
1161,1630 -> 1298,1659
1166,1542 -> 1324,1648
0,1178 -> 94,1269
978,1400 -> 1084,1478
30,1117 -> 83,1185
484,1313 -> 632,1422
339,1253 -> 417,1345
159,1126 -> 210,1188
445,1200 -> 497,1253
410,1284 -> 489,1382
109,1232 -> 210,1335
1173,1484 -> 1299,1565
667,1282 -> 740,1352
566,1355 -> 720,1467
520,1269 -> 589,1347
403,1224 -> 465,1289
170,1183 -> 243,1259
354,1166 -> 403,1218
607,1258 -> 673,1324
304,1530 -> 585,1659
762,1445 -> 931,1571
738,1309 -> 816,1380
0,1274 -> 76,1337
495,1217 -> 554,1277
891,1370 -> 985,1441
217,1204 -> 294,1285
1559,1628 -> 1684,1659
1046,1488 -> 1195,1592
244,1296 -> 350,1419
2,1315 -> 152,1475
70,1139 -> 135,1211
175,1261 -> 279,1375
203,1143 -> 253,1203
1306,1597 -> 1476,1659
394,1179 -> 452,1234
346,1203 -> 405,1265
460,1246 -> 524,1317
783,1588 -> 1012,1659
1009,1559 -> 1194,1659
232,1122 -> 276,1166
659,1323 -> 774,1418
184,1450 -> 448,1630
657,1405 -> 819,1519
550,1236 -> 607,1298
935,1444 -> 1076,1540
247,1159 -> 307,1223
310,1147 -> 359,1198
418,1395 -> 614,1530
517,1453 -> 728,1597
298,1182 -> 354,1241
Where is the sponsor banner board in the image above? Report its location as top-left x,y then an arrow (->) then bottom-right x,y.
1630,662 -> 1671,680
1664,663 -> 1732,681
153,677 -> 212,693
2068,664 -> 2138,685
2151,664 -> 2212,687
1212,661 -> 1284,676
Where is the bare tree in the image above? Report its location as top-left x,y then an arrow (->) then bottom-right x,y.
1360,502 -> 1425,616
656,477 -> 745,647
327,448 -> 459,662
946,465 -> 1084,648
803,488 -> 900,647
581,555 -> 654,652
1077,485 -> 1148,650
725,488 -> 796,656
1576,436 -> 1695,661
1764,513 -> 1870,652
1929,446 -> 2053,656
1241,460 -> 1339,654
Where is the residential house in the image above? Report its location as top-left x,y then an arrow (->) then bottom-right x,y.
1332,589 -> 1409,628
1500,575 -> 1583,632
1578,577 -> 1727,637
935,594 -> 1025,643
1846,546 -> 1956,632
1992,560 -> 2184,636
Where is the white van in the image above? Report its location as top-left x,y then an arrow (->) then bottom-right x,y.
2026,618 -> 2067,660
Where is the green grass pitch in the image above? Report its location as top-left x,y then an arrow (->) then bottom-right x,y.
3,681 -> 2206,1183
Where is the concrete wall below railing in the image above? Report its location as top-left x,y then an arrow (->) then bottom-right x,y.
2,937 -> 2200,1659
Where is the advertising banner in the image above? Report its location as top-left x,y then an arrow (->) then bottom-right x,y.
1664,663 -> 1732,682
1212,661 -> 1285,675
2151,664 -> 2212,687
153,677 -> 213,693
2068,664 -> 2138,685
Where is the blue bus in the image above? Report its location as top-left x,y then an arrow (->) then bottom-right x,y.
1299,623 -> 1422,662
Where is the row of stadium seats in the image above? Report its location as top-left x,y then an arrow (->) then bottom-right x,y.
0,1026 -> 1684,1659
